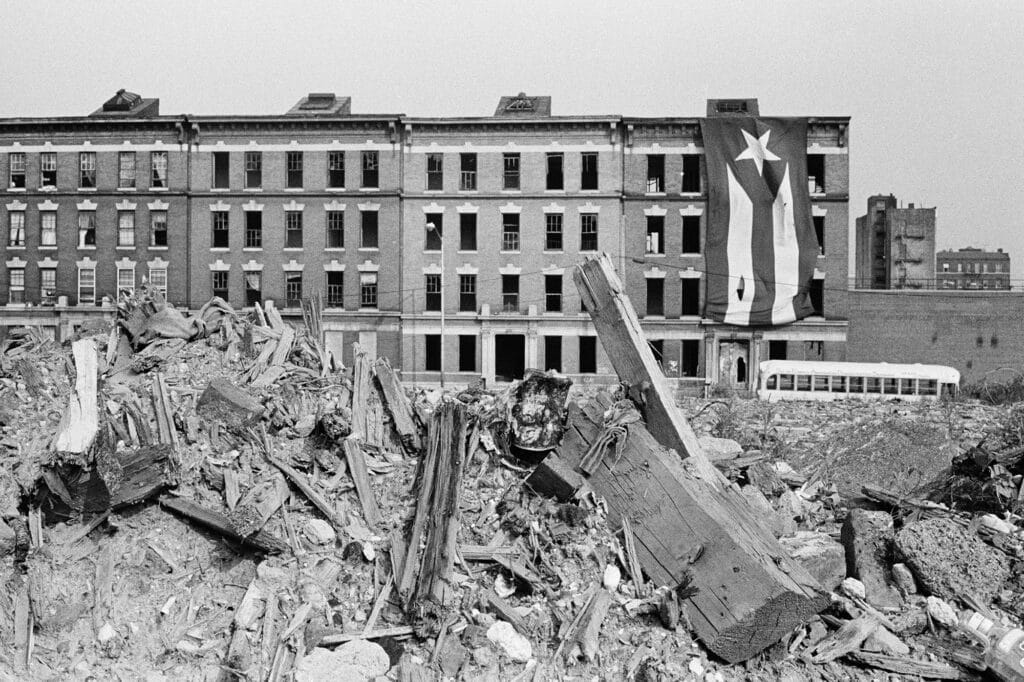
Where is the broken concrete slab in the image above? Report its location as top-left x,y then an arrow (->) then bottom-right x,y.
196,379 -> 263,430
779,531 -> 847,591
896,516 -> 1011,602
295,640 -> 391,682
841,509 -> 902,609
697,435 -> 743,461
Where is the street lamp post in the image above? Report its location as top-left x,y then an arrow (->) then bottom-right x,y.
426,222 -> 445,388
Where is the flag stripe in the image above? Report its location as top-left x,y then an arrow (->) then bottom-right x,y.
771,163 -> 799,325
723,165 -> 754,326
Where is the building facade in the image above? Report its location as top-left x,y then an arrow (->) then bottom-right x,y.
936,247 -> 1011,290
854,194 -> 936,289
0,91 -> 851,390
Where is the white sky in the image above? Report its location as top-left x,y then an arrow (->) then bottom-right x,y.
1,0 -> 1022,274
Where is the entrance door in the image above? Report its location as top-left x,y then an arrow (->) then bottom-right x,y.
718,340 -> 750,389
494,334 -> 525,382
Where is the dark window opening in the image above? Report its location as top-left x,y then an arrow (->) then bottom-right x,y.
212,271 -> 229,301
425,274 -> 441,312
286,151 -> 303,189
646,154 -> 665,193
681,278 -> 699,316
581,152 -> 598,190
458,335 -> 476,372
425,334 -> 441,372
425,214 -> 443,251
151,211 -> 168,247
285,272 -> 302,308
645,216 -> 665,254
502,214 -> 520,251
646,278 -> 664,317
328,151 -> 345,188
681,154 -> 701,193
649,339 -> 664,366
244,272 -> 262,307
213,151 -> 229,189
546,153 -> 563,190
494,335 -> 526,381
579,337 -> 597,374
544,336 -> 562,373
813,216 -> 825,255
545,274 -> 562,312
212,211 -> 229,248
244,211 -> 262,248
545,214 -> 563,250
327,211 -> 344,248
503,153 -> 520,190
807,154 -> 825,194
244,151 -> 262,189
580,214 -> 598,251
809,278 -> 824,316
682,216 -> 701,254
426,153 -> 443,190
769,340 -> 787,360
681,340 -> 699,377
501,274 -> 519,312
459,213 -> 477,251
459,274 -> 476,312
361,151 -> 379,188
285,211 -> 303,248
326,272 -> 344,308
361,211 -> 378,248
460,153 -> 476,190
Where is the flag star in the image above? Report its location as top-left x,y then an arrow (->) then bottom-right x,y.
735,128 -> 780,176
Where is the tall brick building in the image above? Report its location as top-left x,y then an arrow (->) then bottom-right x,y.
0,91 -> 851,390
854,194 -> 936,289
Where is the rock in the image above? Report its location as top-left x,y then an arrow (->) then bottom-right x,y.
486,621 -> 532,662
747,461 -> 787,498
97,622 -> 117,644
779,531 -> 846,590
437,637 -> 467,677
698,436 -> 742,461
891,563 -> 917,595
740,485 -> 794,537
293,414 -> 317,438
295,640 -> 390,682
0,518 -> 15,556
196,379 -> 263,430
896,516 -> 1011,602
864,626 -> 910,656
926,596 -> 959,629
841,577 -> 866,600
603,564 -> 621,591
303,519 -> 337,545
979,514 -> 1014,535
841,509 -> 902,609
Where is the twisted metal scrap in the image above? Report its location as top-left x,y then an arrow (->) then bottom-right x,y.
578,400 -> 642,475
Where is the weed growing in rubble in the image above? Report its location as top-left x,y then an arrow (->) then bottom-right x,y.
996,403 -> 1024,450
964,371 -> 1024,405
710,398 -> 743,442
757,403 -> 790,460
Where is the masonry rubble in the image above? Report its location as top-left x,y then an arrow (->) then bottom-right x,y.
0,264 -> 1024,681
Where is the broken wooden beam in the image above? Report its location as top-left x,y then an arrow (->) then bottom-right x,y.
54,338 -> 99,455
373,357 -> 422,452
159,495 -> 288,554
43,443 -> 175,513
343,437 -> 382,529
266,455 -> 347,532
525,452 -> 585,501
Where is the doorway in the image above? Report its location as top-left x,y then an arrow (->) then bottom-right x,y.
718,340 -> 750,388
494,334 -> 525,382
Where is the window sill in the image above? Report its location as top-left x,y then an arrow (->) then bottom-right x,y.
283,248 -> 303,252
543,250 -> 564,254
357,247 -> 379,252
242,248 -> 263,252
326,187 -> 347,192
681,252 -> 702,257
115,246 -> 136,250
644,315 -> 666,320
39,187 -> 57,192
149,246 -> 169,251
457,189 -> 478,194
423,249 -> 441,254
78,246 -> 97,250
210,247 -> 229,252
424,189 -> 444,194
285,187 -> 304,192
644,192 -> 667,197
499,250 -> 522,255
579,250 -> 599,254
543,311 -> 564,316
544,189 -> 566,194
580,188 -> 600,193
5,302 -> 27,309
78,187 -> 98,192
359,187 -> 380,192
150,187 -> 169,192
501,189 -> 522,194
211,187 -> 230,192
324,247 -> 345,252
456,310 -> 477,316
810,192 -> 826,198
117,187 -> 137,192
243,188 -> 263,192
359,307 -> 379,311
456,250 -> 477,255
38,245 -> 57,250
6,245 -> 25,250
6,187 -> 26,192
679,192 -> 703,197
645,253 -> 666,258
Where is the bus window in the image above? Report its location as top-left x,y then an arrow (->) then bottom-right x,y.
813,376 -> 829,391
866,377 -> 881,393
899,378 -> 915,395
883,378 -> 899,394
920,379 -> 937,396
796,375 -> 812,391
766,375 -> 778,390
780,374 -> 794,390
831,376 -> 847,392
849,376 -> 864,392
941,383 -> 957,398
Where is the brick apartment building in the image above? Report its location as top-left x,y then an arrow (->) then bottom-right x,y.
0,91 -> 851,390
936,247 -> 1011,290
854,194 -> 936,289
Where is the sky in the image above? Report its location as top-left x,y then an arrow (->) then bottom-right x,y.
1,0 -> 1022,275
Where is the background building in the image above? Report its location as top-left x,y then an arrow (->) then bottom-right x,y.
936,247 -> 1011,290
854,194 -> 936,289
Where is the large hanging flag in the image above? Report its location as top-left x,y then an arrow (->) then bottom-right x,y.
700,117 -> 818,326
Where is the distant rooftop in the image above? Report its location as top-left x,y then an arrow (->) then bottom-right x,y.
706,98 -> 760,117
89,89 -> 160,118
286,93 -> 352,116
494,93 -> 551,117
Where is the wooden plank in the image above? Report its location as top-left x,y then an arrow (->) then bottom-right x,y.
54,339 -> 99,455
159,495 -> 288,554
267,456 -> 347,532
343,438 -> 382,529
373,358 -> 421,452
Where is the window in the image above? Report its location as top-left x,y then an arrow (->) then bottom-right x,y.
79,152 -> 96,188
807,154 -> 825,193
425,335 -> 441,372
213,151 -> 229,189
117,211 -> 135,247
545,214 -> 563,251
40,212 -> 56,246
361,210 -> 378,248
503,153 -> 520,190
579,337 -> 597,374
245,211 -> 262,248
460,153 -> 476,190
212,211 -> 229,248
285,211 -> 303,248
646,154 -> 665,193
459,274 -> 476,312
849,376 -> 864,393
546,153 -> 563,190
459,213 -> 477,251
78,267 -> 96,305
151,211 -> 168,247
285,272 -> 302,307
118,152 -> 136,188
809,278 -> 824,316
883,378 -> 899,395
682,340 -> 699,377
361,151 -> 379,188
78,212 -> 96,247
117,267 -> 135,297
8,269 -> 24,304
682,216 -> 701,254
768,340 -> 787,360
501,274 -> 519,312
920,379 -> 938,396
813,216 -> 825,255
149,267 -> 167,298
151,151 -> 168,188
425,274 -> 441,311
212,271 -> 229,300
681,278 -> 699,316
425,214 -> 443,251
40,152 -> 57,188
544,337 -> 562,373
359,272 -> 378,308
580,214 -> 598,251
645,216 -> 665,255
244,151 -> 262,189
646,279 -> 664,316
545,274 -> 562,312
286,151 -> 303,189
581,152 -> 598,190
899,378 -> 916,396
9,152 -> 25,188
812,376 -> 829,391
796,375 -> 812,391
328,151 -> 345,188
426,153 -> 443,191
502,214 -> 520,251
866,377 -> 881,394
327,211 -> 344,248
459,335 -> 476,372
8,211 -> 24,247
245,272 -> 262,306
326,272 -> 344,308
40,268 -> 56,303
681,154 -> 701,193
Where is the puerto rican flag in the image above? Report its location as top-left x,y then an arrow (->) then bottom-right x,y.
700,117 -> 817,326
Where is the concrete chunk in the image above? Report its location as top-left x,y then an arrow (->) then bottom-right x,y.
779,531 -> 847,591
841,509 -> 902,609
197,379 -> 263,429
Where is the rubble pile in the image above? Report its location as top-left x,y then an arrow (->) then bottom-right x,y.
2,269 -> 1024,680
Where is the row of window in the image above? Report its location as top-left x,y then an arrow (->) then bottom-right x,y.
8,151 -> 169,190
940,261 -> 1008,273
764,374 -> 942,396
222,150 -> 377,190
5,209 -> 168,249
5,264 -> 166,306
421,211 -> 598,253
